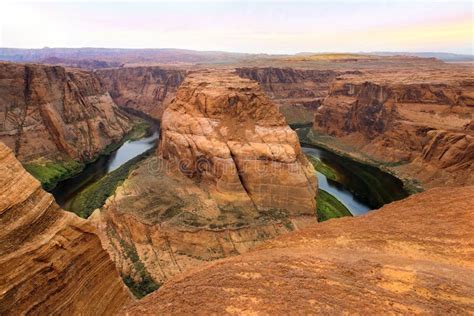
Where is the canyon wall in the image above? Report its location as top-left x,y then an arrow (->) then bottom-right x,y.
96,66 -> 186,119
312,70 -> 474,187
0,142 -> 132,314
236,67 -> 338,124
95,70 -> 317,292
122,185 -> 474,314
0,62 -> 132,163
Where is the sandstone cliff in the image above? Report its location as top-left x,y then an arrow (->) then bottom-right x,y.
312,67 -> 474,188
95,70 -> 317,292
0,142 -> 132,314
94,157 -> 307,295
122,185 -> 474,314
159,70 -> 317,214
97,66 -> 186,119
0,62 -> 132,163
236,67 -> 338,125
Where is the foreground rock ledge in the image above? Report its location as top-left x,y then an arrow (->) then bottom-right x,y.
0,142 -> 132,315
123,186 -> 474,314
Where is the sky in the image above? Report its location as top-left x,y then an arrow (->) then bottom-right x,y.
0,0 -> 472,54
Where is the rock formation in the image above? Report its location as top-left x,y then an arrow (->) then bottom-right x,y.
0,142 -> 132,315
95,70 -> 317,291
311,67 -> 474,187
159,70 -> 316,214
97,67 -> 186,119
0,62 -> 132,163
122,185 -> 474,314
236,67 -> 338,125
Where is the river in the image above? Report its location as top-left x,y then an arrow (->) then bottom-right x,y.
52,126 -> 407,217
303,145 -> 408,216
52,129 -> 159,209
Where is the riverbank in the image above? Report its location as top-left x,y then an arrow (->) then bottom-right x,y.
316,189 -> 352,222
66,148 -> 155,218
23,118 -> 152,191
297,127 -> 423,195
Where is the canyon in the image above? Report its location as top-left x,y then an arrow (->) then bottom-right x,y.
0,62 -> 133,189
0,142 -> 132,315
0,52 -> 473,314
236,67 -> 338,125
96,67 -> 186,119
94,70 -> 318,293
310,65 -> 474,188
233,58 -> 473,190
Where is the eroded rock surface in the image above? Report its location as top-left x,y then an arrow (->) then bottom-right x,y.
0,142 -> 132,315
159,70 -> 317,213
312,67 -> 474,187
236,67 -> 338,124
0,62 -> 132,163
122,186 -> 474,315
94,157 -> 309,290
97,66 -> 186,119
95,70 -> 317,289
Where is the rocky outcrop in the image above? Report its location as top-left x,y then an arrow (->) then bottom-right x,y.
122,185 -> 474,314
312,70 -> 474,187
0,142 -> 132,314
95,70 -> 317,292
236,67 -> 338,124
159,70 -> 316,214
0,62 -> 132,163
94,158 -> 315,296
96,67 -> 186,119
94,157 -> 308,292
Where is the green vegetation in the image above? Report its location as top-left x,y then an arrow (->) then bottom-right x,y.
402,178 -> 424,195
303,129 -> 419,202
24,159 -> 84,191
67,149 -> 153,218
316,189 -> 352,222
23,121 -> 152,191
119,238 -> 160,298
306,155 -> 339,181
129,122 -> 151,140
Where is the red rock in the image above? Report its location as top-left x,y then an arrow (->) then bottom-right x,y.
121,185 -> 474,315
159,69 -> 317,214
0,62 -> 132,163
97,66 -> 186,119
312,66 -> 474,187
0,142 -> 132,314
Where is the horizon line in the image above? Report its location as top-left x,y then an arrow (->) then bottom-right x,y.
1,47 -> 472,56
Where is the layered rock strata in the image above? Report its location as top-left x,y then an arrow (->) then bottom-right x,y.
0,142 -> 132,315
95,70 -> 317,289
312,68 -> 474,187
0,62 -> 132,163
236,67 -> 338,124
159,70 -> 317,214
122,185 -> 474,314
97,66 -> 186,119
